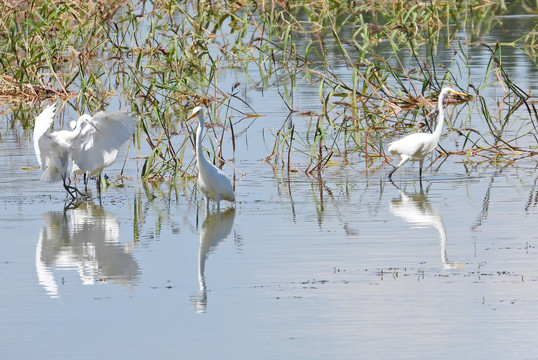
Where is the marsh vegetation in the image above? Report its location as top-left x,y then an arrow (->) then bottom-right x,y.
1,0 -> 537,184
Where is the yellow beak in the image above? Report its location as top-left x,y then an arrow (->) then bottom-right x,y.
187,111 -> 198,121
450,90 -> 468,97
186,111 -> 200,128
86,119 -> 100,132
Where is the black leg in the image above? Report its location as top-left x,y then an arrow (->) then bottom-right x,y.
62,176 -> 76,200
84,173 -> 89,193
62,175 -> 87,199
388,176 -> 401,191
96,174 -> 102,199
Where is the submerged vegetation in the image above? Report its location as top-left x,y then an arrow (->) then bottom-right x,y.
1,0 -> 537,181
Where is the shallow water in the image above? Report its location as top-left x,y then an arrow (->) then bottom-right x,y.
2,138 -> 538,359
1,11 -> 538,360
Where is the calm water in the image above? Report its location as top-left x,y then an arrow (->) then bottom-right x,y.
1,13 -> 538,360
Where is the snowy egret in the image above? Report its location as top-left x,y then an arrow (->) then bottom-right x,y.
189,106 -> 235,212
70,110 -> 135,194
387,87 -> 467,180
33,104 -> 98,199
33,105 -> 134,199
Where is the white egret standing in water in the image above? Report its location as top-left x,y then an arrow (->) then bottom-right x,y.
188,106 -> 235,212
388,87 -> 467,180
70,110 -> 135,194
33,104 -> 97,198
33,104 -> 134,199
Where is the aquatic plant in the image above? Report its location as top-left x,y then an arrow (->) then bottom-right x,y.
0,0 -> 537,182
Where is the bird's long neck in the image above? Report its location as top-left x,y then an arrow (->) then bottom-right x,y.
196,113 -> 210,167
62,118 -> 85,144
432,89 -> 447,141
74,120 -> 85,136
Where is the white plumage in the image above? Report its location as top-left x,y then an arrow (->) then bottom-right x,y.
189,106 -> 235,212
33,104 -> 94,198
33,104 -> 134,198
388,87 -> 467,180
70,110 -> 134,192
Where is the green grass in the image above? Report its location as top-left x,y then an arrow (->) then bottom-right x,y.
1,0 -> 537,181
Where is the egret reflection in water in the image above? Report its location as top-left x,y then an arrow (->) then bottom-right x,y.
191,208 -> 236,313
36,201 -> 140,299
389,182 -> 458,269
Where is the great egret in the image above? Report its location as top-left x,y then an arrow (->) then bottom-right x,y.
387,87 -> 467,180
33,104 -> 98,199
188,106 -> 235,212
33,105 -> 134,199
70,110 -> 135,194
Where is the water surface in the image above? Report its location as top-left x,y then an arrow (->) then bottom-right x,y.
1,10 -> 538,360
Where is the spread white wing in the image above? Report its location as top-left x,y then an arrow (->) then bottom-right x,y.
71,110 -> 135,174
33,104 -> 57,168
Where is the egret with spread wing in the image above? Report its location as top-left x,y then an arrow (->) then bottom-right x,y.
33,104 -> 98,199
387,87 -> 467,180
189,106 -> 235,212
71,110 -> 135,193
33,105 -> 134,199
